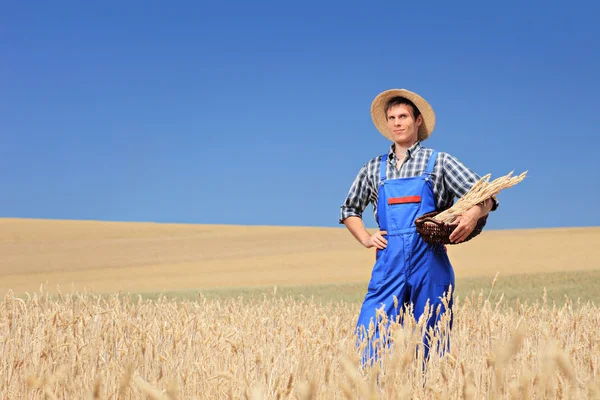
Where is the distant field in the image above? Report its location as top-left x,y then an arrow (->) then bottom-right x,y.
1,218 -> 599,298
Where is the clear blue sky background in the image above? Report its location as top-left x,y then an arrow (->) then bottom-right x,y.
2,1 -> 599,230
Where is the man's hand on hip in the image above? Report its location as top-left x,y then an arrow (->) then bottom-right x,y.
363,230 -> 388,249
342,216 -> 388,250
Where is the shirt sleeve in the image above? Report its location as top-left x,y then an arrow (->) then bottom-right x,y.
442,153 -> 499,211
339,163 -> 372,223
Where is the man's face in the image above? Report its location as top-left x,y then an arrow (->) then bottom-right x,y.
386,104 -> 422,146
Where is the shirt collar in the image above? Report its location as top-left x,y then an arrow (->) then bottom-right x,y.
387,141 -> 422,163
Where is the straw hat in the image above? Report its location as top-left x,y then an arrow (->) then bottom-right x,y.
370,89 -> 436,142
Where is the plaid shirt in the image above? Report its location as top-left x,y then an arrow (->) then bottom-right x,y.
339,141 -> 498,224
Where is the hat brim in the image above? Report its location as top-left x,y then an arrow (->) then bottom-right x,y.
370,89 -> 436,142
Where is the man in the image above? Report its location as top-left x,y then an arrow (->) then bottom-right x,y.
339,88 -> 497,364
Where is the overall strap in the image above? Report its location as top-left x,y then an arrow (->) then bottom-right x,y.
424,150 -> 438,175
379,154 -> 388,182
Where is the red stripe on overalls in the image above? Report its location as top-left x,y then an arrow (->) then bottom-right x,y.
388,196 -> 421,205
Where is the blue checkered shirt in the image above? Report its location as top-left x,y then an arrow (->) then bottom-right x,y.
339,141 -> 498,224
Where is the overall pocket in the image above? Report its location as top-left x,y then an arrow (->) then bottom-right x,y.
386,196 -> 421,232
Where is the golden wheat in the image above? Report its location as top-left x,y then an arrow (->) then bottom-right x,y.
1,284 -> 599,399
434,171 -> 528,224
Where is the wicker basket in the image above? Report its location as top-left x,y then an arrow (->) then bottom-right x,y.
414,211 -> 488,245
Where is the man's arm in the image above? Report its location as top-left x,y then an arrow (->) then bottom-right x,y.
339,160 -> 388,249
343,216 -> 388,249
448,198 -> 493,243
441,153 -> 498,243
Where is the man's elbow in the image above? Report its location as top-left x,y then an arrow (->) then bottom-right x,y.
339,209 -> 362,225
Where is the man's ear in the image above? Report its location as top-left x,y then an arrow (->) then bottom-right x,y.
416,114 -> 423,126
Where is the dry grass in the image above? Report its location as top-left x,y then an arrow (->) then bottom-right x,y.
2,285 -> 600,399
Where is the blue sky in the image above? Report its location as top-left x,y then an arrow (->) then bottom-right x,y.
1,1 -> 599,230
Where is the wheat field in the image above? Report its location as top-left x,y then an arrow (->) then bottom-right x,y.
1,218 -> 600,398
2,285 -> 600,399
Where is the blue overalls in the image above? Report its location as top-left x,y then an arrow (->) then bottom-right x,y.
355,151 -> 455,364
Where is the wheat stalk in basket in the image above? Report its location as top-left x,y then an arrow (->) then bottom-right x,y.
433,170 -> 528,224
